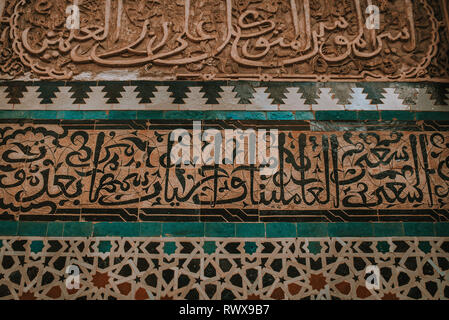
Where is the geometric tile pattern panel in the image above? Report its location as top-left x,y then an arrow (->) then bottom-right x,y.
1,0 -> 449,82
1,121 -> 449,222
0,81 -> 448,111
0,237 -> 448,300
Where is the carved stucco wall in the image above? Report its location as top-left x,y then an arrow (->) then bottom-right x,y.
0,0 -> 448,81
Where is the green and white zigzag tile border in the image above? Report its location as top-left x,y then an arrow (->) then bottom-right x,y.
0,81 -> 448,112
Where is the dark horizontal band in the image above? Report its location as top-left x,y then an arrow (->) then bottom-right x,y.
1,110 -> 449,122
1,221 -> 448,238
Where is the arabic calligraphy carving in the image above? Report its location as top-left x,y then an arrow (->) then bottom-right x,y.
1,123 -> 449,221
0,0 -> 448,80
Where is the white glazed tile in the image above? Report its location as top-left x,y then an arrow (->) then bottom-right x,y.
214,86 -> 245,110
14,86 -> 42,110
181,86 -> 209,110
0,86 -> 12,110
346,87 -> 376,110
312,88 -> 344,110
148,86 -> 177,110
378,88 -> 409,110
47,86 -> 78,110
113,86 -> 145,110
79,86 -> 108,110
411,88 -> 447,111
248,87 -> 277,110
279,87 -> 310,110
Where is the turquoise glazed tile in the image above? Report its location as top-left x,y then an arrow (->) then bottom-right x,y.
266,223 -> 297,238
418,241 -> 432,253
267,112 -> 295,120
315,111 -> 357,121
381,111 -> 415,121
373,223 -> 404,237
0,111 -> 23,119
18,222 -> 47,236
136,111 -> 165,119
244,241 -> 258,254
434,223 -> 449,237
163,222 -> 204,237
225,111 -> 266,120
295,111 -> 314,120
30,240 -> 44,253
376,241 -> 390,253
203,241 -> 217,254
98,241 -> 112,253
403,222 -> 434,236
47,222 -> 64,237
163,242 -> 177,255
0,221 -> 18,236
108,111 -> 137,120
216,111 -> 238,120
328,222 -> 373,237
201,110 -> 223,120
204,111 -> 227,120
236,223 -> 265,237
297,223 -> 328,237
63,222 -> 93,237
205,223 -> 235,237
214,111 -> 232,120
164,111 -> 204,120
30,110 -> 58,119
93,222 -> 140,237
308,241 -> 321,254
140,223 -> 162,237
57,110 -> 108,120
415,112 -> 449,120
202,111 -> 228,120
56,111 -> 84,120
358,111 -> 380,120
82,111 -> 110,119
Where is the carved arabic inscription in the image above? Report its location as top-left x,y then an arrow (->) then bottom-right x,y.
0,0 -> 448,81
1,124 -> 449,221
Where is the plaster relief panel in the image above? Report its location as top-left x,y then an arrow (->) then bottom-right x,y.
0,0 -> 448,81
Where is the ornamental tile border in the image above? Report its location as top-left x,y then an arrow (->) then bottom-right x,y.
0,236 -> 448,300
2,110 -> 449,122
0,222 -> 448,238
0,82 -> 448,112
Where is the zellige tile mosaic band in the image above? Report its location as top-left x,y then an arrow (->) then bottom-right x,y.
1,221 -> 448,238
